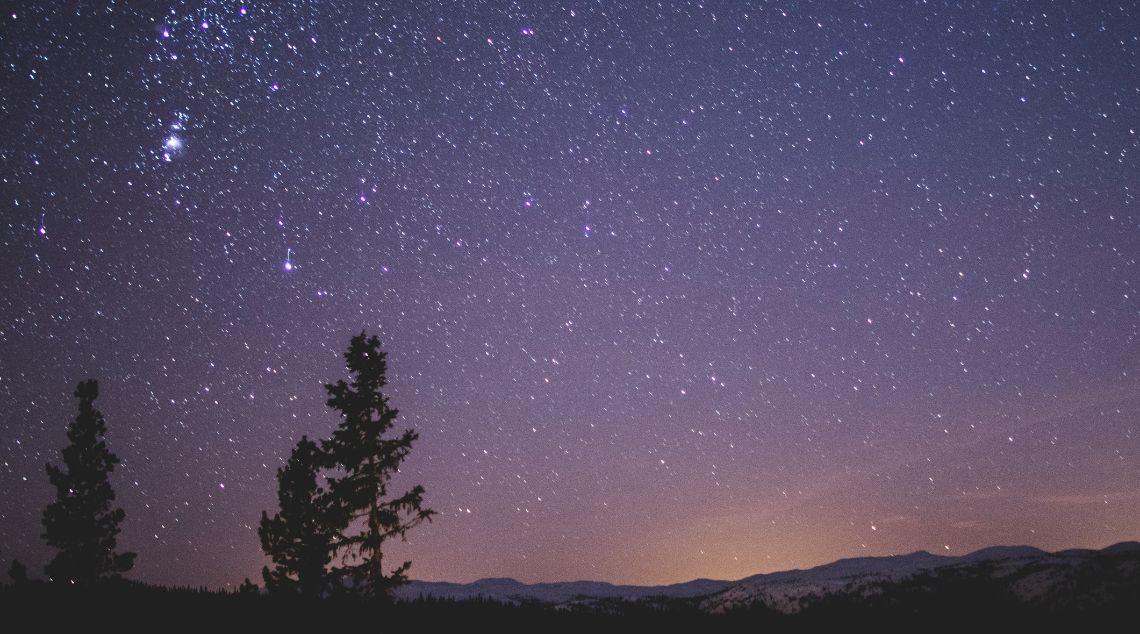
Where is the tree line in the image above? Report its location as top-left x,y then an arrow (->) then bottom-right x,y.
9,332 -> 433,601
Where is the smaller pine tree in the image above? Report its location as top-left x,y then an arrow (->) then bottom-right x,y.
41,380 -> 135,584
8,560 -> 29,585
259,436 -> 337,597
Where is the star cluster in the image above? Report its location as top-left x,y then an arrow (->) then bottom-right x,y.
0,1 -> 1137,589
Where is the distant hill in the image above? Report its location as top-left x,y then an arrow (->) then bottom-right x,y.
396,576 -> 732,604
396,542 -> 1140,613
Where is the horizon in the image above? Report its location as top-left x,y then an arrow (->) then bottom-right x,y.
402,537 -> 1140,589
2,1 -> 1138,591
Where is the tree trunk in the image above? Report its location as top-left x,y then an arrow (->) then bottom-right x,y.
367,454 -> 384,598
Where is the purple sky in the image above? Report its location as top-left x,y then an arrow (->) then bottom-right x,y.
1,1 -> 1137,589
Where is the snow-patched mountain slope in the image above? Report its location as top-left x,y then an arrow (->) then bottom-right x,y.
700,550 -> 956,614
393,542 -> 1140,613
700,541 -> 1140,614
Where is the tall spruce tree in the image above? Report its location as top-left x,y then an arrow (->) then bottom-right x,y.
41,380 -> 135,584
259,436 -> 336,597
323,332 -> 434,599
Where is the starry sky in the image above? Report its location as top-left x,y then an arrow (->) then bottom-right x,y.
1,1 -> 1138,590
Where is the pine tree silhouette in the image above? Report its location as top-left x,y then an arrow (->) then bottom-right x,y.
41,380 -> 135,584
8,559 -> 29,585
259,436 -> 336,597
323,332 -> 435,599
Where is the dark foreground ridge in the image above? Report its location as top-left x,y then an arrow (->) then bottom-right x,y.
2,542 -> 1137,631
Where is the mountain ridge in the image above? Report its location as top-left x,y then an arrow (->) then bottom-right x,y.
395,541 -> 1140,612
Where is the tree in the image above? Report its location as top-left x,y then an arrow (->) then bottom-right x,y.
323,332 -> 434,599
41,380 -> 135,584
8,559 -> 28,585
258,436 -> 336,597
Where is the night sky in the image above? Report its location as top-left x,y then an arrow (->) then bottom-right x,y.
1,1 -> 1138,590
